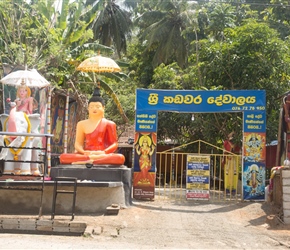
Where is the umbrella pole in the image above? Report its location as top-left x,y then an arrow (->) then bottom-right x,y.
93,72 -> 96,84
92,72 -> 100,89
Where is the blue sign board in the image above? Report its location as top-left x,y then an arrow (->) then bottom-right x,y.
244,111 -> 266,133
136,89 -> 266,113
135,110 -> 158,132
187,162 -> 210,170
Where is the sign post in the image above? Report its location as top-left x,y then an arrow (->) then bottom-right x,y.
186,155 -> 210,200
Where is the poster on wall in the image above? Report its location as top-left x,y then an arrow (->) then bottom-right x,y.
186,155 -> 210,200
66,102 -> 77,153
50,95 -> 66,154
243,111 -> 266,200
133,110 -> 158,200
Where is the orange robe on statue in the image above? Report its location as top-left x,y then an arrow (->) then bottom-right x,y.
60,118 -> 125,165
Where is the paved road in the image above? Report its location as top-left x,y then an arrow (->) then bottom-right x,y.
0,200 -> 289,249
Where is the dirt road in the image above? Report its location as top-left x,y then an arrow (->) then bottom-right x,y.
0,199 -> 290,249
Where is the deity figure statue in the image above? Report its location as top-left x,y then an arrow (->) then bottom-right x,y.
0,93 -> 41,175
14,82 -> 34,114
223,132 -> 240,175
59,88 -> 125,165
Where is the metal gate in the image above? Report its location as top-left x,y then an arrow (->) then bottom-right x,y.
155,140 -> 242,202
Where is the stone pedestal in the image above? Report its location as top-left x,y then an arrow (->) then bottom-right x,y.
0,180 -> 125,214
50,165 -> 133,208
0,165 -> 133,215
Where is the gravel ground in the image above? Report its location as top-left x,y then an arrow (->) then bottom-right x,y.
0,199 -> 290,250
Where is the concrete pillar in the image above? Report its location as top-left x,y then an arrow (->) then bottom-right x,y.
282,169 -> 290,224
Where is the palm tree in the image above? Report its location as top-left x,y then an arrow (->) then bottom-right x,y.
135,0 -> 197,69
206,3 -> 236,41
86,0 -> 132,58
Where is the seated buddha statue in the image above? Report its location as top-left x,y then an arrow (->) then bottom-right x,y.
59,88 -> 125,165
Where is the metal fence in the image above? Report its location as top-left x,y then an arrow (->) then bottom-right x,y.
155,140 -> 242,202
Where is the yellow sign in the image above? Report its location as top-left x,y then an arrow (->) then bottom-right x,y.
186,183 -> 209,189
187,170 -> 210,176
187,155 -> 210,163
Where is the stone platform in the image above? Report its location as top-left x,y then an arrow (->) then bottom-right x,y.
0,165 -> 133,215
50,164 -> 133,207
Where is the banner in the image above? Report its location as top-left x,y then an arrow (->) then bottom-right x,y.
133,110 -> 158,200
136,89 -> 265,113
242,131 -> 266,199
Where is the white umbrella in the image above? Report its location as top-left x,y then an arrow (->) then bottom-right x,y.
0,69 -> 50,87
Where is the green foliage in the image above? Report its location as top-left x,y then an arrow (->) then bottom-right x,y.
150,63 -> 183,90
102,76 -> 136,125
126,39 -> 154,88
206,3 -> 236,40
0,0 -> 50,67
1,0 -> 290,150
89,0 -> 133,58
261,0 -> 290,40
135,0 -> 196,69
188,20 -> 290,143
